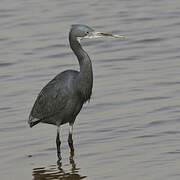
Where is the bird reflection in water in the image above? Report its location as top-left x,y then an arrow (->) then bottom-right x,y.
32,153 -> 86,180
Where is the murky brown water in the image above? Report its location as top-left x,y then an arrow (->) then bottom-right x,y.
1,0 -> 180,179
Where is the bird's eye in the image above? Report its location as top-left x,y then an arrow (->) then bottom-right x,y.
86,31 -> 89,35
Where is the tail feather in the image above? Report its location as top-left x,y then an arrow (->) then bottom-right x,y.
28,115 -> 41,128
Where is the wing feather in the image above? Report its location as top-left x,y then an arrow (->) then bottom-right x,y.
29,70 -> 78,124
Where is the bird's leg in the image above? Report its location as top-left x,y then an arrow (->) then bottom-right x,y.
68,123 -> 74,157
56,126 -> 61,160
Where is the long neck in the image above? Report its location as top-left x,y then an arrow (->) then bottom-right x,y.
69,34 -> 93,101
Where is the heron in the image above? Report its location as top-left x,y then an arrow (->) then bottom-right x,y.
28,24 -> 124,160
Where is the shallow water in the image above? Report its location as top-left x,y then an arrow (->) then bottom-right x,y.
1,0 -> 180,179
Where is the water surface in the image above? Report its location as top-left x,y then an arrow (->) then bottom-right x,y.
1,0 -> 180,179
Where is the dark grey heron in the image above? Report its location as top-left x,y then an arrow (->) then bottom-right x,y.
28,24 -> 124,160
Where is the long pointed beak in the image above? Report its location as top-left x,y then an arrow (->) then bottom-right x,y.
85,31 -> 126,39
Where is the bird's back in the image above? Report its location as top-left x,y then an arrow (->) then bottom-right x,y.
28,70 -> 84,127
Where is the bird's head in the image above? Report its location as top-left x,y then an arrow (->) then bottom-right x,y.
70,24 -> 125,42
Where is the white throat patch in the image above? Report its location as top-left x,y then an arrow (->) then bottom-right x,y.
77,37 -> 82,43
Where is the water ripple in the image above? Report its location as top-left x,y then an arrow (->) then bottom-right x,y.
1,0 -> 180,179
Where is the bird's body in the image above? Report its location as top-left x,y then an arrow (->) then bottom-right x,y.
28,24 -> 124,160
29,70 -> 82,126
29,68 -> 91,127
